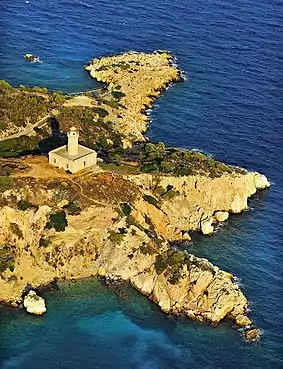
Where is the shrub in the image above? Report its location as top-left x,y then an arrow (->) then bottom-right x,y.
162,188 -> 180,200
93,107 -> 109,118
108,230 -> 125,245
0,80 -> 12,91
39,237 -> 52,248
46,210 -> 68,232
49,92 -> 66,105
155,253 -> 168,274
0,176 -> 13,191
140,163 -> 158,173
121,203 -> 132,217
154,249 -> 190,284
143,194 -> 159,208
10,223 -> 23,239
63,201 -> 82,215
17,199 -> 35,211
0,244 -> 15,273
111,90 -> 126,100
118,227 -> 127,235
0,121 -> 8,130
106,99 -> 119,109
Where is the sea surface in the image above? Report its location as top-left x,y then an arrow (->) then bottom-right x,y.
0,0 -> 282,368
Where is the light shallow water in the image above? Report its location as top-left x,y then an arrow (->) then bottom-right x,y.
0,0 -> 282,368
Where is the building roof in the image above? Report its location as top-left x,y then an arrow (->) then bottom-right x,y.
49,144 -> 96,161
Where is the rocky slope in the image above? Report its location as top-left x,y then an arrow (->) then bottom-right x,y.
0,162 -> 269,340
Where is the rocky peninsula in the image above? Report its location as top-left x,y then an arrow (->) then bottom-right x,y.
0,51 -> 270,342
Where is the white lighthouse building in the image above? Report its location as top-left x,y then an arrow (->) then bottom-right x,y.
48,126 -> 97,173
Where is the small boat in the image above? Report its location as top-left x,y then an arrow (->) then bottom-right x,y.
24,53 -> 41,63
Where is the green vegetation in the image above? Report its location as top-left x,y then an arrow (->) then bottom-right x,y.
143,194 -> 160,208
108,229 -> 125,245
126,142 -> 237,178
0,80 -> 64,131
10,223 -> 23,239
154,249 -> 214,284
121,202 -> 132,217
17,199 -> 38,211
0,176 -> 13,191
93,107 -> 109,118
111,90 -> 126,100
39,237 -> 52,248
63,201 -> 82,215
154,249 -> 190,284
46,210 -> 68,232
0,135 -> 39,157
0,244 -> 16,273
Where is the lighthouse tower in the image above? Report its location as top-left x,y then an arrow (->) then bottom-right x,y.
67,126 -> 79,156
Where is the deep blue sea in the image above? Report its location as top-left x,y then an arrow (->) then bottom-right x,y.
0,0 -> 282,368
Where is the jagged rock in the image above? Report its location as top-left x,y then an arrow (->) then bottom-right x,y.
23,290 -> 46,315
214,211 -> 229,222
182,232 -> 191,241
234,314 -> 252,327
254,174 -> 270,189
201,219 -> 214,235
244,328 -> 261,342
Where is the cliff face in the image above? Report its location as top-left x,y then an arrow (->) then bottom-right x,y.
128,171 -> 269,241
0,165 -> 269,337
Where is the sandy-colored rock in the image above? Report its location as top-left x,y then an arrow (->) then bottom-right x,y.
23,290 -> 46,315
182,232 -> 191,241
234,314 -> 252,327
57,199 -> 69,208
201,219 -> 214,235
214,211 -> 229,222
254,173 -> 270,189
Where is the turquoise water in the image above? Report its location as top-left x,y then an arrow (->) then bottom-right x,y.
0,0 -> 282,367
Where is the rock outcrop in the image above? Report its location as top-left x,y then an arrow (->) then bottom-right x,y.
128,171 -> 270,241
23,290 -> 46,315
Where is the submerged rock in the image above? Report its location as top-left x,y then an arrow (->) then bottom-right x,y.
23,290 -> 46,315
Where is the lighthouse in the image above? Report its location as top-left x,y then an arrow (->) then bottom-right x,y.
67,126 -> 79,156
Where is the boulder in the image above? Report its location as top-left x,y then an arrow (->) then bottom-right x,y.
244,328 -> 261,342
254,174 -> 270,190
214,211 -> 229,222
234,314 -> 252,327
201,219 -> 214,235
23,290 -> 46,315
